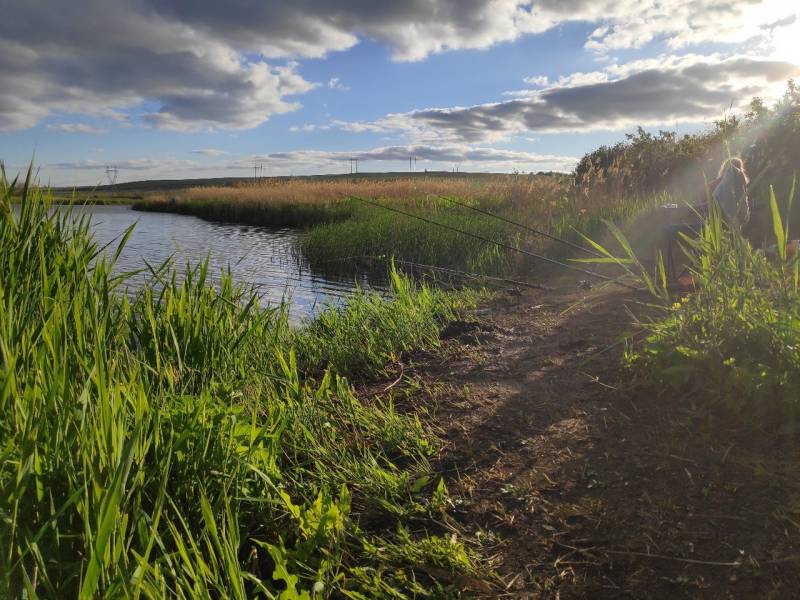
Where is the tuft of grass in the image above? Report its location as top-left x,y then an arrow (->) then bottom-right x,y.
0,168 -> 489,598
295,265 -> 479,377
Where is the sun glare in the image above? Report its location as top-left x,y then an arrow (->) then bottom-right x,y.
761,4 -> 799,62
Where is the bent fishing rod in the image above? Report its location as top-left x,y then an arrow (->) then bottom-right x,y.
345,195 -> 639,290
436,195 -> 604,259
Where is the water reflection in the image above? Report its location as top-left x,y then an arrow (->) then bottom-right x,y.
57,205 -> 374,321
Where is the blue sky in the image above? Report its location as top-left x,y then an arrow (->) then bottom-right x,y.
1,0 -> 798,186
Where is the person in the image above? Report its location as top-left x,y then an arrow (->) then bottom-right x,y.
661,155 -> 750,283
710,157 -> 750,229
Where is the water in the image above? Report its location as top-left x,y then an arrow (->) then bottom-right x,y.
57,205 -> 372,321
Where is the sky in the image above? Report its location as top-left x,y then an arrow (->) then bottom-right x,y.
0,0 -> 798,186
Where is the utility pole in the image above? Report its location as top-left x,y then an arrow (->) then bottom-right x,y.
105,165 -> 118,186
409,155 -> 417,172
252,161 -> 263,181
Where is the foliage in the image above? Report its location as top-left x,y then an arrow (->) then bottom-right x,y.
585,173 -> 800,412
574,81 -> 800,228
628,182 -> 800,411
0,169 -> 484,598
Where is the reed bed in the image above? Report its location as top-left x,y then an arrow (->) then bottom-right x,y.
134,174 -> 571,228
0,170 -> 484,598
135,173 -> 649,278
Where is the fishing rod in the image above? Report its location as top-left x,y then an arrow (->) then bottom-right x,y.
436,195 -> 604,258
320,254 -> 552,291
390,257 -> 552,290
346,195 -> 639,290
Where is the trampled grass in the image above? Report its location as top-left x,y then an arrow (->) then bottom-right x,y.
0,169 -> 485,598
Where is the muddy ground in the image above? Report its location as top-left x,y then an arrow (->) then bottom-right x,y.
380,280 -> 800,598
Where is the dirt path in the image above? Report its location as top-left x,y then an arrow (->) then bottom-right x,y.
392,282 -> 800,598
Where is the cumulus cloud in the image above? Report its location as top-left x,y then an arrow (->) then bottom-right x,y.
337,54 -> 800,143
0,2 -> 316,132
146,0 -> 794,61
47,123 -> 109,134
2,1 -> 796,133
248,144 -> 577,172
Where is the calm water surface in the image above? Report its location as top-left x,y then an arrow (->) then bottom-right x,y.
61,205 -> 373,321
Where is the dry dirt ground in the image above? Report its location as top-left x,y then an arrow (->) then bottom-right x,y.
383,280 -> 800,598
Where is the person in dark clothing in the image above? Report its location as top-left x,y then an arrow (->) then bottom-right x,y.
710,157 -> 750,229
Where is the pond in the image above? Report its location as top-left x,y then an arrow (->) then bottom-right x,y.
58,205 -> 373,321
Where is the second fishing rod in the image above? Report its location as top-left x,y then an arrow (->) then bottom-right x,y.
345,194 -> 640,290
435,194 -> 604,259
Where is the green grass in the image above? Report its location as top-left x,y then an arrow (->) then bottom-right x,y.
134,195 -> 355,228
300,200 -> 516,276
296,265 -> 480,377
587,178 -> 800,414
300,193 -> 650,279
0,169 -> 487,598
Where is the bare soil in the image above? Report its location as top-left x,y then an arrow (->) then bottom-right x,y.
385,280 -> 800,598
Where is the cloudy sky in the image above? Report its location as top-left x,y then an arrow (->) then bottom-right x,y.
1,0 -> 798,186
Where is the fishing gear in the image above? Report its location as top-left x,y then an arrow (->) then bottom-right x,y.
346,195 -> 640,290
436,195 -> 604,258
321,254 -> 552,291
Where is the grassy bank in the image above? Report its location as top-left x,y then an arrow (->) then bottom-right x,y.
0,174 -> 487,597
135,173 -> 649,277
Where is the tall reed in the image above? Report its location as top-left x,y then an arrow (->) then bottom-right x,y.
0,168 -> 484,598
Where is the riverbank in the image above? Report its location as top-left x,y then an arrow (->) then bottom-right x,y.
5,169 -> 800,597
133,174 -> 647,277
0,182 -> 492,597
387,279 -> 800,597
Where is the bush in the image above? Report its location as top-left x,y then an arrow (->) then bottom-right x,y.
624,184 -> 800,412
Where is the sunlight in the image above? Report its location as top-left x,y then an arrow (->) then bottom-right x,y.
762,3 -> 799,62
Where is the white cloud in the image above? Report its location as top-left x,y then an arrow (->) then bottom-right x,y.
47,123 -> 109,134
335,53 -> 800,143
327,77 -> 349,91
523,75 -> 549,87
192,149 -> 229,156
2,1 -> 797,133
289,124 -> 324,133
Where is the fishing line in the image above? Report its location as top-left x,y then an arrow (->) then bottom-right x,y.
319,254 -> 551,291
436,195 -> 604,258
346,195 -> 639,290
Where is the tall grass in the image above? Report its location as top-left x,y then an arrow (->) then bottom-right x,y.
134,172 -> 654,279
0,169 -> 485,598
300,181 -> 648,277
587,175 -> 800,413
